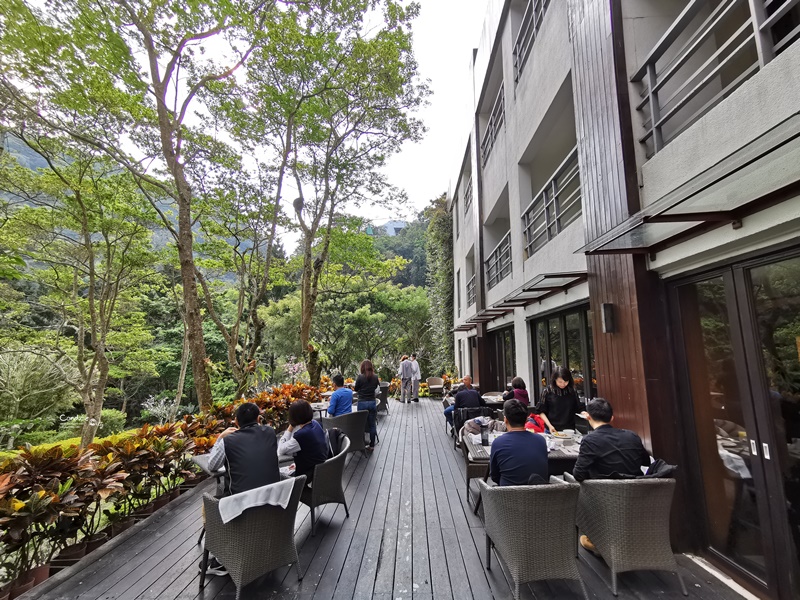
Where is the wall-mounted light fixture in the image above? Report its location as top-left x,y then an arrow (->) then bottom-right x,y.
601,303 -> 615,334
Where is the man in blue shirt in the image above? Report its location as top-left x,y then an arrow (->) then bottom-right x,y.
490,399 -> 548,486
327,374 -> 353,417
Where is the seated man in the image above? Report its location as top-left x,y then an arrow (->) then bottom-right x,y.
327,374 -> 353,417
278,399 -> 329,485
204,402 -> 280,576
207,402 -> 280,496
443,375 -> 485,432
573,398 -> 651,553
490,399 -> 548,486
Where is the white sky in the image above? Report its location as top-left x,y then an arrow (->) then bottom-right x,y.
372,0 -> 487,223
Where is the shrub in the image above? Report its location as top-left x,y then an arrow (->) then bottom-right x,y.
58,409 -> 128,439
16,430 -> 59,446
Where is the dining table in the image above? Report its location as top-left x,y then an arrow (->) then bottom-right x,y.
462,429 -> 581,514
462,430 -> 581,476
310,401 -> 330,420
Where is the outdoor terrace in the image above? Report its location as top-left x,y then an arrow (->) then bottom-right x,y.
24,398 -> 748,600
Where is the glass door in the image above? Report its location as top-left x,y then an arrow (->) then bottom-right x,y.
672,253 -> 800,599
739,257 -> 800,598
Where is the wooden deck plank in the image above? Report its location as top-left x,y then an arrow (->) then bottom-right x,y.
23,397 -> 749,600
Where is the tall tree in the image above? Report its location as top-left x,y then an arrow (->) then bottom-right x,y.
0,0 -> 298,411
0,135 -> 161,445
425,194 -> 455,376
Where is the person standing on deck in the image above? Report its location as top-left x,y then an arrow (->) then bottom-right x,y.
410,353 -> 421,403
398,354 -> 414,404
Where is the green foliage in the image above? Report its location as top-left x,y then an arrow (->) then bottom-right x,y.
57,409 -> 128,439
425,194 -> 455,376
373,215 -> 429,288
0,351 -> 80,423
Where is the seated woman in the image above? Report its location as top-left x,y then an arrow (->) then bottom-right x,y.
502,376 -> 530,407
535,367 -> 584,434
278,399 -> 329,484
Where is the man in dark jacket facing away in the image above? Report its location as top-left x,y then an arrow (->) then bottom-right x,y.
573,398 -> 651,553
204,402 -> 280,576
207,402 -> 280,496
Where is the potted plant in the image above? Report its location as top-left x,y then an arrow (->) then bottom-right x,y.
79,454 -> 127,552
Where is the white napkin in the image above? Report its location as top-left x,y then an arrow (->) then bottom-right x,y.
218,478 -> 295,524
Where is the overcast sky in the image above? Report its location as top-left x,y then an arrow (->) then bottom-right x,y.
373,0 -> 487,223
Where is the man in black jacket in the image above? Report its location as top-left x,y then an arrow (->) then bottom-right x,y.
573,398 -> 650,553
203,402 -> 280,576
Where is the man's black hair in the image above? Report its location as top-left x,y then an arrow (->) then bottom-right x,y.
503,399 -> 528,427
288,399 -> 314,427
332,374 -> 345,387
586,398 -> 613,423
236,402 -> 261,427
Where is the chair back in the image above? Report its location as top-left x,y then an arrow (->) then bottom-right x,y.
321,411 -> 368,454
479,477 -> 583,584
453,406 -> 493,434
426,377 -> 444,386
566,473 -> 679,573
203,475 -> 306,590
309,436 -> 351,508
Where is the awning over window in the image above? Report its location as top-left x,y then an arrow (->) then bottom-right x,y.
580,110 -> 800,256
494,271 -> 588,309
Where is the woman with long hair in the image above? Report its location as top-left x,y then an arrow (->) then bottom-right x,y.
535,366 -> 584,434
354,359 -> 379,450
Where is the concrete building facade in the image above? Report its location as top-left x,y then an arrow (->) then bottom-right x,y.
449,1 -> 800,597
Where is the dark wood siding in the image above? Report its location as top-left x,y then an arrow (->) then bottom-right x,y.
569,0 -> 689,543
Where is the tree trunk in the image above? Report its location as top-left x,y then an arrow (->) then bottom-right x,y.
176,190 -> 213,411
80,397 -> 103,448
169,328 -> 190,422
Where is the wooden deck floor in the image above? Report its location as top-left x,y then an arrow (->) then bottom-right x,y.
26,398 -> 748,600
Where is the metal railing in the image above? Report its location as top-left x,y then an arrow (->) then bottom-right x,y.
522,146 -> 581,259
480,84 -> 505,167
464,177 -> 473,212
631,0 -> 800,157
512,0 -> 551,83
486,231 -> 512,289
466,275 -> 476,307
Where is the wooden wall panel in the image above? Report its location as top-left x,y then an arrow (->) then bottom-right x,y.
569,0 -> 690,545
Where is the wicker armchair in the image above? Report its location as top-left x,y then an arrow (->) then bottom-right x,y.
460,426 -> 490,504
564,473 -> 688,596
322,410 -> 369,457
200,475 -> 306,600
442,397 -> 451,434
478,477 -> 589,600
453,406 -> 493,449
426,376 -> 444,396
300,432 -> 351,536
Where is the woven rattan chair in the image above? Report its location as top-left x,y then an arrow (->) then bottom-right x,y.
478,477 -> 589,600
376,382 -> 390,415
453,406 -> 493,449
442,397 -> 451,434
426,376 -> 444,396
200,475 -> 306,600
322,410 -> 369,457
300,433 -> 351,536
460,426 -> 489,503
565,473 -> 688,596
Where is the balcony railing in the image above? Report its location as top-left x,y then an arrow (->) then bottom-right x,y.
480,84 -> 505,167
522,146 -> 581,259
512,0 -> 551,83
466,275 -> 476,307
464,177 -> 473,212
486,232 -> 512,289
631,0 -> 800,157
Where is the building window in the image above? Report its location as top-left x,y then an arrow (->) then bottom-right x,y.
454,199 -> 459,239
488,326 -> 516,392
480,84 -> 505,167
522,146 -> 581,259
466,274 -> 476,307
513,0 -> 551,84
456,269 -> 461,317
486,231 -> 512,289
531,305 -> 596,401
464,177 -> 473,213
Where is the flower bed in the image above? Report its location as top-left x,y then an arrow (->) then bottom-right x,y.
0,381 -> 317,593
